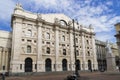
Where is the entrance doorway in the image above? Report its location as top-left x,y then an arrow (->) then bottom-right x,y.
88,60 -> 92,71
62,59 -> 67,71
45,58 -> 52,71
25,57 -> 33,72
76,60 -> 81,70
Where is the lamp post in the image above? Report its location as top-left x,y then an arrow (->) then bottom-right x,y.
72,19 -> 79,77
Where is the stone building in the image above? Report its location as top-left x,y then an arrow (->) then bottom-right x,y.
9,3 -> 98,73
114,23 -> 120,65
0,30 -> 11,73
0,3 -> 98,73
95,39 -> 119,71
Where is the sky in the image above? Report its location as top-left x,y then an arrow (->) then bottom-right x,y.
0,0 -> 120,43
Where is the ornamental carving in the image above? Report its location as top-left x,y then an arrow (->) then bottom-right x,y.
68,21 -> 72,26
54,18 -> 60,24
37,14 -> 42,20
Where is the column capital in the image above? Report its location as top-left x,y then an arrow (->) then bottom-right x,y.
37,22 -> 42,27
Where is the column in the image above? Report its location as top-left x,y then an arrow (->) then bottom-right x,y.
2,49 -> 5,70
10,20 -> 22,72
6,51 -> 8,72
37,23 -> 43,72
81,33 -> 86,70
0,49 -> 2,71
69,30 -> 74,71
92,35 -> 98,70
55,26 -> 59,71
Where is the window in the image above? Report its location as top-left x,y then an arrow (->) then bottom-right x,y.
63,49 -> 66,55
60,20 -> 67,26
27,40 -> 31,42
88,51 -> 90,56
46,47 -> 50,54
3,66 -> 5,70
26,29 -> 32,37
20,64 -> 22,70
22,39 -> 24,41
75,38 -> 78,43
46,42 -> 50,44
46,33 -> 50,39
27,45 -> 31,53
76,50 -> 79,56
62,35 -> 65,41
86,40 -> 89,44
34,40 -> 36,43
35,64 -> 37,69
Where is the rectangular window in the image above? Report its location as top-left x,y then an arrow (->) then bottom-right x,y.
3,66 -> 5,70
35,64 -> 37,69
54,64 -> 55,69
34,40 -> 36,43
46,42 -> 50,44
27,45 -> 31,53
46,33 -> 50,39
27,40 -> 31,42
63,49 -> 66,55
20,64 -> 22,70
69,64 -> 71,68
46,47 -> 50,54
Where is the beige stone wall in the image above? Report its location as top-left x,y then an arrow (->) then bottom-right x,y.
9,4 -> 98,73
0,30 -> 12,73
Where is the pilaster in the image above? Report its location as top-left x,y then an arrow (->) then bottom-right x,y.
10,18 -> 22,72
55,26 -> 60,71
37,22 -> 43,72
81,33 -> 86,70
92,35 -> 98,70
69,30 -> 74,71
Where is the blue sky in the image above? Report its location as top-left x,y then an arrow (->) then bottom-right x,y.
0,0 -> 120,43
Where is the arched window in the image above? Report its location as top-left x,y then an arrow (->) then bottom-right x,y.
27,45 -> 31,53
26,29 -> 32,37
46,47 -> 50,54
46,32 -> 50,39
60,20 -> 67,26
63,49 -> 66,55
62,35 -> 65,41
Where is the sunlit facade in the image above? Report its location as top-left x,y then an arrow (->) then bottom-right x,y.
0,3 -> 98,73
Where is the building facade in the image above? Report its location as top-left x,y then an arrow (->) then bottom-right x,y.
0,30 -> 12,73
95,39 -> 119,71
9,4 -> 98,73
114,23 -> 120,70
114,23 -> 120,59
0,3 -> 98,73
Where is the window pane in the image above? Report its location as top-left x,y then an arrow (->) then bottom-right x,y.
62,35 -> 65,41
26,30 -> 32,37
46,33 -> 50,39
63,49 -> 66,55
46,47 -> 50,54
27,46 -> 31,53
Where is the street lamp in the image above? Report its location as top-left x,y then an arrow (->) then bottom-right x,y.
72,19 -> 80,77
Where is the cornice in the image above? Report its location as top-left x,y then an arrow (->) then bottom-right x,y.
12,14 -> 95,35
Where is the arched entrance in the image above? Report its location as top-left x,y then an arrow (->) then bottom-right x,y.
45,58 -> 52,71
76,60 -> 81,70
88,60 -> 92,71
25,57 -> 33,72
62,59 -> 67,71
